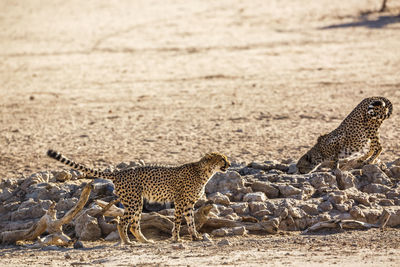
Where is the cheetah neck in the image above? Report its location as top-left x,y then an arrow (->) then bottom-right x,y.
196,161 -> 218,183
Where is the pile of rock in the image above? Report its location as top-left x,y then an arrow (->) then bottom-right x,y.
1,158 -> 400,243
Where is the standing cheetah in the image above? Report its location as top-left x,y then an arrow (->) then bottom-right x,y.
297,96 -> 392,174
47,150 -> 230,244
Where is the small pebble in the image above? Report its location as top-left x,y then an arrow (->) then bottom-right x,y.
172,243 -> 185,250
217,239 -> 231,246
202,233 -> 212,242
74,241 -> 84,249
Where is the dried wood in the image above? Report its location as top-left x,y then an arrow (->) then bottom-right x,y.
303,209 -> 392,233
0,182 -> 93,246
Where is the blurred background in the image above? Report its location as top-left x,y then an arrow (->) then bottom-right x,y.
0,0 -> 399,178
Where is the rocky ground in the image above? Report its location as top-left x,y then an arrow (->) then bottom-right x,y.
1,0 -> 400,266
1,159 -> 400,266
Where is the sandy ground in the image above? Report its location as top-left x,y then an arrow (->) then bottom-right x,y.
1,229 -> 400,267
1,0 -> 400,266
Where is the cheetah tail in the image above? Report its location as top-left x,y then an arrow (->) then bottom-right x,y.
47,149 -> 113,180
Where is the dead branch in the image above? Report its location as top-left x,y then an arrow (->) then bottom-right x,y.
203,217 -> 279,234
0,182 -> 93,246
303,209 -> 392,233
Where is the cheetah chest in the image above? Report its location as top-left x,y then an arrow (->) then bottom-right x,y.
338,140 -> 370,160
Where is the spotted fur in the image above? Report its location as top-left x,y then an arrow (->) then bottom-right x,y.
47,150 -> 230,244
297,96 -> 392,174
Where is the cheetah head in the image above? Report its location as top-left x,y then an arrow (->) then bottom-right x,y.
203,152 -> 231,173
297,146 -> 323,174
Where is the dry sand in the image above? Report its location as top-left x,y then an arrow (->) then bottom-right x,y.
1,0 -> 400,266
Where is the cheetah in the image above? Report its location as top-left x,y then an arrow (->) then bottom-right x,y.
297,96 -> 392,174
47,150 -> 230,244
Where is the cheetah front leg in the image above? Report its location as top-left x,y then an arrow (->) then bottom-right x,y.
358,136 -> 382,165
171,202 -> 184,242
183,203 -> 201,241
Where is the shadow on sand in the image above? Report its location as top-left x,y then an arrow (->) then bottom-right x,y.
320,14 -> 400,30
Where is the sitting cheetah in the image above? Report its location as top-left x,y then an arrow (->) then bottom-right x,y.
47,150 -> 230,244
297,96 -> 392,174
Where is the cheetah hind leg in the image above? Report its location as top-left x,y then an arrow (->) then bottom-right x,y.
183,205 -> 201,241
129,211 -> 154,244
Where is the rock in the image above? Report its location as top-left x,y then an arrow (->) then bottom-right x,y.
104,230 -> 120,241
205,171 -> 244,194
335,201 -> 353,213
287,163 -> 298,174
219,207 -> 235,217
217,239 -> 231,246
344,188 -> 371,206
69,170 -> 81,179
386,189 -> 400,200
251,181 -> 279,198
224,214 -> 240,221
248,161 -> 289,172
202,233 -> 212,242
349,206 -> 365,220
278,184 -> 302,197
56,198 -> 78,212
300,183 -> 316,200
392,158 -> 400,166
74,212 -> 102,241
116,162 -> 129,170
378,199 -> 395,206
362,164 -> 392,185
18,198 -> 37,210
253,210 -> 273,218
73,241 -> 84,249
301,204 -> 319,216
10,203 -> 46,221
230,202 -> 249,215
318,201 -> 333,212
387,166 -> 400,179
243,192 -> 266,202
264,201 -> 277,215
309,172 -> 337,190
238,166 -> 261,176
0,188 -> 13,202
328,191 -> 348,205
208,192 -> 231,206
172,243 -> 185,249
362,184 -> 391,194
363,208 -> 382,224
55,171 -> 72,182
248,201 -> 267,214
287,206 -> 305,219
241,216 -> 259,223
92,179 -> 114,197
212,228 -> 229,237
335,171 -> 356,190
232,226 -> 247,236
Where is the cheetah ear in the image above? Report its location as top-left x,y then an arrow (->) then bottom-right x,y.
204,153 -> 213,160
